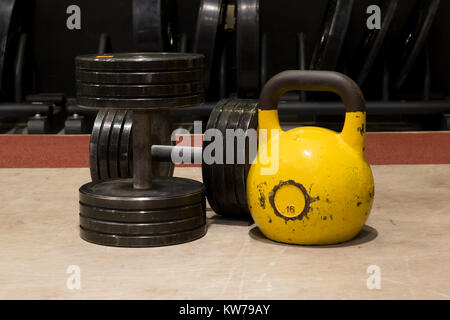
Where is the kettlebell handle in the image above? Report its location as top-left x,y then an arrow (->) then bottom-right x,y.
259,70 -> 367,151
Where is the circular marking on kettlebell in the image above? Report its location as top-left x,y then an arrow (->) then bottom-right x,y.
273,185 -> 306,218
268,180 -> 314,221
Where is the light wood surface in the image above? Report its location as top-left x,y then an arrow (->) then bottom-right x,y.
0,165 -> 449,299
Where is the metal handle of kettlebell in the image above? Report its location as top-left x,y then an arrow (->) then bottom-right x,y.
259,70 -> 367,150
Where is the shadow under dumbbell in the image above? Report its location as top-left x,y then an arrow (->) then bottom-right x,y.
207,213 -> 254,227
248,225 -> 378,248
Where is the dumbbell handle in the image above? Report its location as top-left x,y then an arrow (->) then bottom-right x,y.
151,145 -> 202,164
133,111 -> 153,189
132,112 -> 205,188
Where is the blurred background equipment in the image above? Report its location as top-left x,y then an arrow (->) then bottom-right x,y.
0,0 -> 449,134
193,0 -> 227,101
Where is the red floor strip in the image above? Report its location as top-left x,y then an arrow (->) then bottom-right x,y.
365,132 -> 450,165
0,132 -> 449,168
0,135 -> 90,168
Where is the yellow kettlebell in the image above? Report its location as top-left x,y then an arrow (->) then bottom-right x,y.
247,70 -> 374,245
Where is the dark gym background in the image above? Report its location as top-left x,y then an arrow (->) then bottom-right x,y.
1,0 -> 449,133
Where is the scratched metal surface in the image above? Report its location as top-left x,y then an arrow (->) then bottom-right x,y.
0,165 -> 449,299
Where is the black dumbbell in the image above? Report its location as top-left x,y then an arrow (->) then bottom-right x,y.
76,52 -> 208,247
90,98 -> 259,220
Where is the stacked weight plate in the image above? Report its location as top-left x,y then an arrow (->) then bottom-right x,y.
78,178 -> 207,247
193,0 -> 228,100
310,0 -> 353,71
89,109 -> 174,181
76,53 -> 204,182
76,53 -> 204,108
392,0 -> 440,91
236,0 -> 261,99
76,52 -> 207,247
202,99 -> 258,219
0,0 -> 34,100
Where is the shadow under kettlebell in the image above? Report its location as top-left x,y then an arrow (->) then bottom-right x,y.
248,225 -> 378,248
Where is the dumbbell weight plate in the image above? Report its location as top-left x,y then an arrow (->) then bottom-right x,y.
80,224 -> 207,247
393,0 -> 440,90
76,81 -> 204,98
79,201 -> 205,223
79,214 -> 205,235
376,0 -> 418,55
0,0 -> 32,100
89,110 -> 107,181
359,0 -> 417,99
79,176 -> 207,247
98,111 -> 116,180
339,0 -> 374,75
202,99 -> 228,214
77,94 -> 204,109
79,176 -> 205,210
90,110 -> 174,181
236,0 -> 260,98
108,110 -> 127,179
193,0 -> 227,96
0,0 -> 16,98
310,0 -> 353,70
75,69 -> 203,84
119,111 -> 133,178
234,100 -> 258,217
220,101 -> 245,215
230,100 -> 249,217
202,99 -> 258,218
132,0 -> 179,52
354,0 -> 399,86
221,100 -> 258,218
76,53 -> 204,72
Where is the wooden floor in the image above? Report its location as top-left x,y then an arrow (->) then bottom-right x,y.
0,165 -> 449,299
